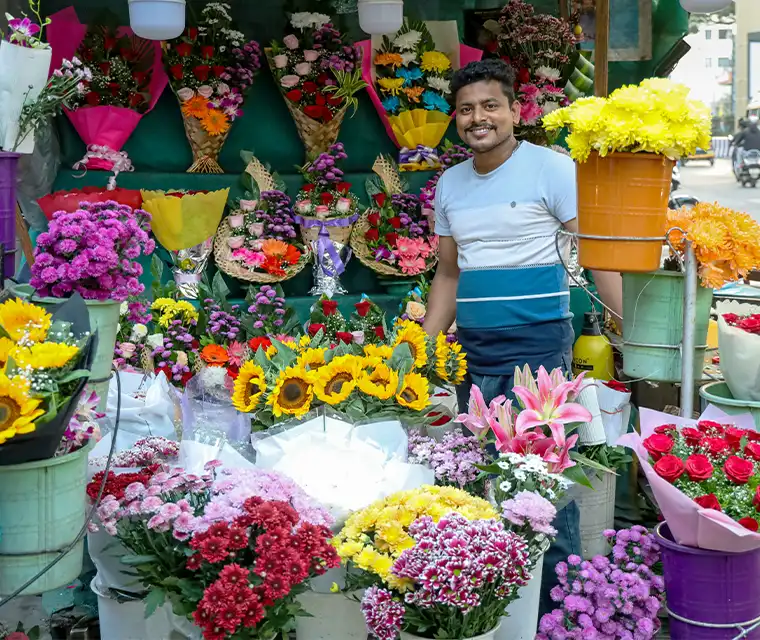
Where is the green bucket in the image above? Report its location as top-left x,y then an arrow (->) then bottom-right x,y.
621,271 -> 713,383
0,442 -> 92,595
699,381 -> 760,431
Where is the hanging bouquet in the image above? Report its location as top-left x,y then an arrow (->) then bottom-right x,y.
268,12 -> 365,157
351,156 -> 437,278
717,300 -> 760,402
163,2 -> 262,173
543,78 -> 712,162
30,200 -> 154,301
47,7 -> 168,172
358,22 -> 482,170
38,187 -> 143,221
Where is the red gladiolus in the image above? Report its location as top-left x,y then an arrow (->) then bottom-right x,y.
169,64 -> 184,80
336,331 -> 353,344
308,323 -> 326,337
213,65 -> 226,78
248,337 -> 272,353
365,228 -> 379,242
373,193 -> 387,207
201,45 -> 215,59
321,299 -> 338,316
286,89 -> 303,103
367,212 -> 381,227
175,42 -> 193,57
355,300 -> 371,317
193,65 -> 211,82
303,81 -> 318,94
320,192 -> 334,206
85,91 -> 101,106
385,232 -> 398,247
694,493 -> 722,511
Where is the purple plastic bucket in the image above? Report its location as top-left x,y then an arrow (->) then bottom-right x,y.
656,522 -> 760,639
0,151 -> 19,280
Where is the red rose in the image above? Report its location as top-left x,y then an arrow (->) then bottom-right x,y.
385,232 -> 398,247
85,91 -> 101,106
321,299 -> 339,316
315,93 -> 326,106
754,486 -> 760,511
685,454 -> 713,482
286,89 -> 303,102
302,184 -> 316,193
698,420 -> 724,433
227,364 -> 239,379
303,81 -> 318,94
725,427 -> 748,449
694,493 -> 722,511
326,95 -> 343,107
193,65 -> 211,81
200,45 -> 215,59
107,82 -> 120,96
642,434 -> 675,461
517,67 -> 531,83
132,71 -> 148,86
213,65 -> 226,77
187,27 -> 198,40
723,313 -> 740,325
355,300 -> 371,317
486,40 -> 498,53
129,93 -> 144,108
739,517 -> 759,532
704,437 -> 729,457
336,331 -> 353,344
681,427 -> 703,447
308,323 -> 326,337
322,107 -> 334,122
603,379 -> 629,393
175,42 -> 193,57
724,455 -> 755,484
739,317 -> 760,334
303,104 -> 324,119
746,442 -> 760,461
654,424 -> 676,435
653,455 -> 685,483
365,228 -> 379,242
169,64 -> 184,80
336,181 -> 351,194
99,61 -> 111,75
317,73 -> 329,85
320,192 -> 334,206
388,216 -> 402,229
373,193 -> 387,207
104,36 -> 118,51
374,326 -> 385,339
248,337 -> 272,352
367,212 -> 381,227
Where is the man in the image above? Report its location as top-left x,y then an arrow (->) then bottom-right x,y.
422,59 -> 622,616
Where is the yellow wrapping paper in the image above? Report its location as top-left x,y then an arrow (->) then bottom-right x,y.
141,189 -> 229,252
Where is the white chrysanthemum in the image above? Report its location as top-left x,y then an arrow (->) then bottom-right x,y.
200,364 -> 229,390
401,52 -> 417,67
536,65 -> 561,82
428,76 -> 451,94
542,101 -> 561,115
120,301 -> 128,316
291,11 -> 331,29
393,30 -> 422,51
130,323 -> 148,341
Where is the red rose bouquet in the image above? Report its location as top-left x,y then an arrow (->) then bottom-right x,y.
718,302 -> 760,402
47,7 -> 168,172
620,407 -> 760,552
163,3 -> 262,172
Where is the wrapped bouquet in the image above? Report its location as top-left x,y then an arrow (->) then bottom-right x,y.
38,187 -> 143,221
306,294 -> 387,347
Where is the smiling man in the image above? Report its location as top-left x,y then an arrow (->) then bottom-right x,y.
423,59 -> 622,618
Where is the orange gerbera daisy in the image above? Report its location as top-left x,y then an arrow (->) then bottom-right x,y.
181,95 -> 209,119
200,344 -> 229,367
374,52 -> 404,68
404,86 -> 425,103
262,256 -> 286,277
261,239 -> 290,258
200,108 -> 230,136
284,245 -> 301,265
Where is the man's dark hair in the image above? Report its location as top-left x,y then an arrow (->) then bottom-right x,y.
450,59 -> 516,104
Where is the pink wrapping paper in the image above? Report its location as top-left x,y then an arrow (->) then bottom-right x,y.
47,7 -> 168,170
619,405 -> 760,553
357,40 -> 483,149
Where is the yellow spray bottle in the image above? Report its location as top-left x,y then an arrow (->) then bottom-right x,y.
572,311 -> 614,381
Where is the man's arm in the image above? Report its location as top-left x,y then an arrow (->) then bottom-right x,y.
423,236 -> 459,337
563,218 -> 623,321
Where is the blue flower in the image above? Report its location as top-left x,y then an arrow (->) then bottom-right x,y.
381,95 -> 401,113
422,90 -> 450,112
396,66 -> 423,87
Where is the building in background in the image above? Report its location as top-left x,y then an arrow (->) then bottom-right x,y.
736,0 -> 760,123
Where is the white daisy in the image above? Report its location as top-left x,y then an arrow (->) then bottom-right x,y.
536,65 -> 561,82
428,76 -> 451,94
393,30 -> 422,51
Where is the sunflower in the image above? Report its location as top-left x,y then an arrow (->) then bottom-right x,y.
315,356 -> 362,405
0,337 -> 14,365
298,335 -> 312,349
0,374 -> 45,445
267,366 -> 314,418
200,108 -> 231,136
396,372 -> 430,411
182,95 -> 210,119
0,298 -> 51,344
359,363 -> 400,401
363,344 -> 393,361
434,333 -> 467,385
232,361 -> 267,413
393,321 -> 428,369
11,342 -> 80,370
297,348 -> 326,372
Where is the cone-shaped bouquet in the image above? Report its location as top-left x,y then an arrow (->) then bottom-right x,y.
163,4 -> 263,173
351,155 -> 438,277
141,189 -> 229,298
268,11 -> 366,158
38,187 -> 143,220
47,7 -> 168,171
358,21 -> 481,171
214,152 -> 310,283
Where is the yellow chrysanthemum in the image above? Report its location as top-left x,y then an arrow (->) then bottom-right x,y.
0,373 -> 45,445
420,51 -> 451,74
434,333 -> 467,385
314,355 -> 361,405
393,321 -> 428,368
396,371 -> 430,411
378,77 -> 405,95
267,366 -> 314,418
358,363 -> 399,401
231,361 -> 267,413
153,299 -> 199,328
0,337 -> 14,364
11,342 -> 80,370
151,297 -> 175,310
297,348 -> 326,372
0,298 -> 51,344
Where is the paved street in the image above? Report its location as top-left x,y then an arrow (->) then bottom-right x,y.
678,158 -> 760,217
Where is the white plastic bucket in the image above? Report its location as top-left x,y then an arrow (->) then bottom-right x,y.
496,554 -> 544,640
128,0 -> 186,40
576,472 -> 617,559
401,623 -> 501,640
295,567 -> 367,639
91,575 -> 153,640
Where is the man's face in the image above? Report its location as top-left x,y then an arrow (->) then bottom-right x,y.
455,80 -> 521,154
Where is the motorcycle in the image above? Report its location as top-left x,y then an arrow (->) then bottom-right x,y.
736,149 -> 760,187
669,164 -> 698,209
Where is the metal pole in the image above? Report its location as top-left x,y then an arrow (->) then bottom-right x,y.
681,240 -> 698,417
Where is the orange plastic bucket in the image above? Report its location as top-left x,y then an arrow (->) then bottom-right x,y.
577,152 -> 673,272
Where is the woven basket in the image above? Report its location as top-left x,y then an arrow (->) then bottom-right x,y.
266,48 -> 348,157
181,111 -> 230,174
214,218 -> 311,283
298,216 -> 355,244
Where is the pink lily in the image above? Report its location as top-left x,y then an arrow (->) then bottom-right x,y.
455,384 -> 493,439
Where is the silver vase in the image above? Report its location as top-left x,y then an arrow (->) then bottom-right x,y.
309,239 -> 352,297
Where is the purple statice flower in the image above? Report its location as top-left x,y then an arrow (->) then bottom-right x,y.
408,431 -> 489,491
501,490 -> 558,536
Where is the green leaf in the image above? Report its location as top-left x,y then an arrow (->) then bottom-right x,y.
211,271 -> 230,303
27,626 -> 41,640
57,369 -> 91,384
121,554 -> 159,566
143,588 -> 166,618
240,149 -> 254,166
563,464 -> 593,489
570,450 -> 616,475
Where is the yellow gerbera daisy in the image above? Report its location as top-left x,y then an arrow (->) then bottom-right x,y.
267,366 -> 314,418
393,321 -> 428,369
297,348 -> 326,372
396,371 -> 430,411
11,342 -> 80,370
315,356 -> 362,405
231,361 -> 267,413
0,298 -> 51,344
358,363 -> 399,401
0,373 -> 45,445
420,51 -> 451,74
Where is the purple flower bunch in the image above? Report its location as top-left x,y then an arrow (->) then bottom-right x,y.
125,299 -> 151,325
390,192 -> 428,238
362,513 -> 529,640
227,40 -> 263,92
31,201 -> 155,302
204,298 -> 242,343
302,142 -> 348,188
257,190 -> 297,240
247,284 -> 288,334
152,319 -> 195,383
313,25 -> 360,74
419,143 -> 472,213
538,527 -> 665,640
407,430 -> 489,491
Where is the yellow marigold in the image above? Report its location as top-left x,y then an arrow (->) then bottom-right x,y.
374,52 -> 404,68
0,298 -> 51,344
11,342 -> 80,369
231,361 -> 267,413
0,373 -> 45,445
420,51 -> 451,74
378,77 -> 405,95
